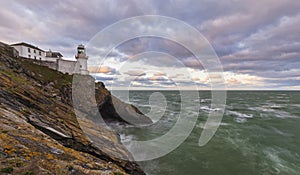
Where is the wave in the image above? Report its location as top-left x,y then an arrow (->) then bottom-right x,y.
270,127 -> 293,137
225,110 -> 253,123
196,122 -> 229,129
249,107 -> 297,119
291,104 -> 300,108
263,147 -> 300,174
234,117 -> 248,123
272,110 -> 298,119
263,103 -> 286,109
200,98 -> 211,103
200,106 -> 222,112
226,110 -> 254,118
248,106 -> 275,112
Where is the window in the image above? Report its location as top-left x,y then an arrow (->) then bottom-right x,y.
34,50 -> 36,53
28,48 -> 31,52
39,57 -> 41,60
28,55 -> 31,58
39,51 -> 41,56
34,56 -> 36,60
80,65 -> 82,68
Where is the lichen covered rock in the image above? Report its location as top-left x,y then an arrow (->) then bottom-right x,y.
0,42 -> 146,175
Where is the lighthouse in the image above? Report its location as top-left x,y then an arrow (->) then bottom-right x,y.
75,44 -> 89,75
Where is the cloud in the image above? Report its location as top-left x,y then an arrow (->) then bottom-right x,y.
123,70 -> 146,76
223,72 -> 265,87
93,75 -> 114,81
1,0 -> 300,89
89,66 -> 117,74
153,72 -> 166,76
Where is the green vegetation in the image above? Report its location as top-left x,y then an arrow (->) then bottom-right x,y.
1,167 -> 14,173
20,58 -> 73,89
0,68 -> 27,84
113,172 -> 123,175
1,130 -> 8,133
24,171 -> 34,175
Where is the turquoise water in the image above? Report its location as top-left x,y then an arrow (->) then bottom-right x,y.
113,91 -> 300,175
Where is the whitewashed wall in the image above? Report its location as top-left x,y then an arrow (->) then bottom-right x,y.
77,57 -> 89,75
43,56 -> 59,62
57,59 -> 77,74
11,45 -> 45,60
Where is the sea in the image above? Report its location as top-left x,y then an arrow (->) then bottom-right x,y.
111,91 -> 300,175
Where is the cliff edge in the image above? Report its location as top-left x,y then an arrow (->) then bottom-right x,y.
0,42 -> 149,175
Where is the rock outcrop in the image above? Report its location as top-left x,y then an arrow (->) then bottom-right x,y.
0,42 -> 149,174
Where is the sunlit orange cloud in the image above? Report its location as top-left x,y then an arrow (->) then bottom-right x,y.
223,72 -> 264,86
192,77 -> 202,82
153,72 -> 166,76
88,66 -> 114,74
149,76 -> 168,81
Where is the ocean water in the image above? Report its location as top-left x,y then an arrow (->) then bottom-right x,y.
112,91 -> 300,175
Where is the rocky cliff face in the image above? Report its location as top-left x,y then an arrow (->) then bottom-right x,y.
0,42 -> 149,174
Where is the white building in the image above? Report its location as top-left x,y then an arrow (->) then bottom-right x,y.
75,44 -> 89,75
11,42 -> 45,61
45,50 -> 63,62
10,42 -> 89,75
57,44 -> 89,75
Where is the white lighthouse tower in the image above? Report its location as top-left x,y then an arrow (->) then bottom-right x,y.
75,44 -> 89,75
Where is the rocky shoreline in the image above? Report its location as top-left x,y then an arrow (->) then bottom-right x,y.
0,42 -> 150,174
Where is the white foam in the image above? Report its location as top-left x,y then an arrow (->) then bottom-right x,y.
196,122 -> 229,129
200,98 -> 211,103
120,134 -> 135,143
200,106 -> 222,112
249,106 -> 275,112
234,117 -> 247,123
291,104 -> 300,108
273,110 -> 298,119
269,104 -> 285,109
251,106 -> 298,119
227,110 -> 253,118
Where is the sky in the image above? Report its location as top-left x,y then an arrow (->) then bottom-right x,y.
1,0 -> 300,90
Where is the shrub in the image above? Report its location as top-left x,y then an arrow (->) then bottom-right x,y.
1,167 -> 14,173
113,172 -> 123,175
24,171 -> 34,175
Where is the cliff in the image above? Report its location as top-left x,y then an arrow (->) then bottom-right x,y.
0,42 -> 149,175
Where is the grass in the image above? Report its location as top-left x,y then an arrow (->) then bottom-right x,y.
0,67 -> 27,84
19,58 -> 73,89
24,171 -> 34,175
1,167 -> 14,173
113,172 -> 124,175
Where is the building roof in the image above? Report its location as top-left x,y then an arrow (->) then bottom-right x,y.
58,59 -> 77,63
46,51 -> 63,58
77,44 -> 85,49
52,52 -> 63,58
10,42 -> 45,52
